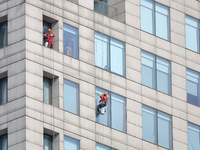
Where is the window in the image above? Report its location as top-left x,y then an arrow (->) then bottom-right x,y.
43,21 -> 51,46
0,21 -> 7,49
63,24 -> 79,59
185,15 -> 200,53
64,136 -> 80,150
187,69 -> 200,106
64,79 -> 79,115
96,87 -> 126,132
142,105 -> 172,150
94,0 -> 108,16
95,32 -> 125,76
188,122 -> 200,150
141,50 -> 171,95
44,134 -> 52,150
96,143 -> 116,150
43,77 -> 52,105
0,134 -> 7,150
0,77 -> 7,105
140,0 -> 170,40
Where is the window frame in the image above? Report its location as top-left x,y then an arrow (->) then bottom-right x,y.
140,0 -> 170,41
63,79 -> 80,115
63,23 -> 79,59
95,32 -> 126,77
0,21 -> 8,49
95,87 -> 127,133
0,77 -> 8,105
64,135 -> 80,150
141,50 -> 171,95
44,134 -> 52,150
43,77 -> 52,105
0,134 -> 7,150
96,142 -> 117,150
142,105 -> 173,150
187,68 -> 200,107
188,122 -> 200,150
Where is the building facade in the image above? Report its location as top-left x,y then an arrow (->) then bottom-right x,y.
0,0 -> 200,149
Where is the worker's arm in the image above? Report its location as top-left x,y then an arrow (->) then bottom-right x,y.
51,33 -> 55,37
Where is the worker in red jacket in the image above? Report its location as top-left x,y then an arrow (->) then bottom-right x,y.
44,28 -> 55,48
97,92 -> 108,113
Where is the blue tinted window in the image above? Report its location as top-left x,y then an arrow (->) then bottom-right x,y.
0,77 -> 7,105
43,77 -> 52,104
64,80 -> 79,115
188,123 -> 200,150
64,136 -> 80,150
0,21 -> 7,49
0,134 -> 7,150
96,87 -> 126,132
158,111 -> 172,150
44,134 -> 52,150
63,24 -> 79,59
187,69 -> 200,106
142,105 -> 172,150
185,15 -> 199,53
141,51 -> 171,95
96,143 -> 116,150
95,32 -> 125,77
141,0 -> 170,40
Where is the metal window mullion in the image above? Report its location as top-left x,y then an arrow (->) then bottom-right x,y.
109,36 -> 111,72
198,20 -> 200,53
110,92 -> 112,128
155,55 -> 157,91
153,1 -> 156,36
155,109 -> 158,145
198,72 -> 200,107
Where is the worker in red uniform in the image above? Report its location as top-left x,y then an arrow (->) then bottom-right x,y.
97,92 -> 108,113
44,28 -> 55,48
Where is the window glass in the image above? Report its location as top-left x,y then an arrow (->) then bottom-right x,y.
44,134 -> 52,150
96,87 -> 110,127
141,0 -> 170,40
185,15 -> 199,53
141,0 -> 154,34
94,0 -> 108,16
111,93 -> 126,132
142,105 -> 156,143
158,111 -> 172,150
95,32 -> 109,71
0,78 -> 7,105
110,38 -> 125,76
96,143 -> 116,150
96,87 -> 126,132
155,3 -> 170,40
188,123 -> 200,150
141,51 -> 156,89
63,24 -> 79,59
64,80 -> 79,115
156,57 -> 171,95
142,105 -> 173,150
187,69 -> 199,106
43,77 -> 52,104
0,134 -> 7,150
0,21 -> 7,49
95,32 -> 125,77
64,136 -> 80,150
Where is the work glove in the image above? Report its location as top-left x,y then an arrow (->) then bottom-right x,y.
51,34 -> 53,36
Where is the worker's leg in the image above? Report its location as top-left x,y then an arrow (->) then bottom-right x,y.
97,103 -> 103,112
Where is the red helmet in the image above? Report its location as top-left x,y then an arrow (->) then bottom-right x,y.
103,92 -> 107,96
48,28 -> 51,32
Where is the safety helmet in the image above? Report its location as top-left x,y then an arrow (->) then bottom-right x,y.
48,28 -> 51,32
103,92 -> 107,96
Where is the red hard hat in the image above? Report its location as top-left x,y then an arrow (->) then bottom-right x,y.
48,28 -> 51,32
104,92 -> 107,96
